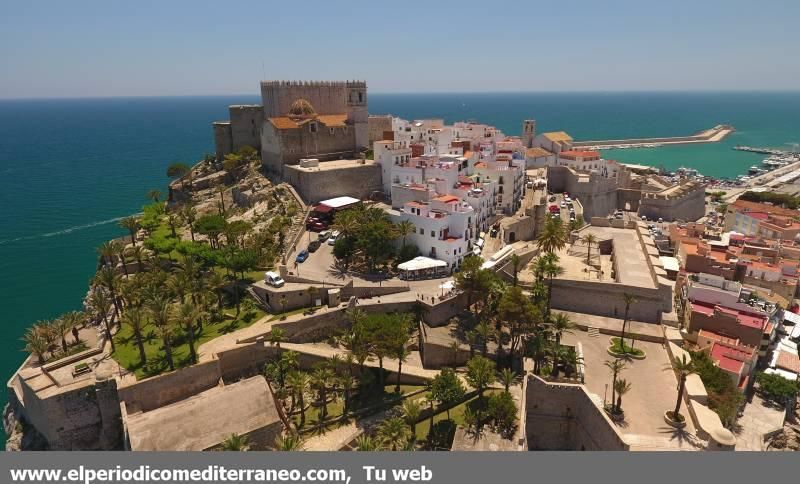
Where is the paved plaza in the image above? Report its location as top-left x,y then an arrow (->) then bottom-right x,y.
562,330 -> 702,450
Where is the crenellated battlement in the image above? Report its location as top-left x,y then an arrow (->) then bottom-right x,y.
260,80 -> 367,88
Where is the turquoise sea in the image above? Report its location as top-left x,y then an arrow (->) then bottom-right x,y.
1,92 -> 799,444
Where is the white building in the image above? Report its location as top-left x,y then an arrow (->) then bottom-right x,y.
556,150 -> 621,178
388,195 -> 476,271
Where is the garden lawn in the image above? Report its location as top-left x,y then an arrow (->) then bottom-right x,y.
113,307 -> 265,379
413,389 -> 501,441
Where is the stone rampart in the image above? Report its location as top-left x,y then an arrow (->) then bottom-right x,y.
524,375 -> 629,450
283,163 -> 382,204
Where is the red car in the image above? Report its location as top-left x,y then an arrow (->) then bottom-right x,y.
548,205 -> 560,214
305,217 -> 329,231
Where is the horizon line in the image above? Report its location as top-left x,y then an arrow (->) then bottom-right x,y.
2,88 -> 800,102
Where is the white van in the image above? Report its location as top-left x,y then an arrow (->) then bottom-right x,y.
265,271 -> 285,288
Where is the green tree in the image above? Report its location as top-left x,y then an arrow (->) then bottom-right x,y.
510,254 -> 521,286
755,371 -> 800,405
119,216 -> 140,246
354,435 -> 378,451
22,327 -> 48,365
401,399 -> 422,438
466,356 -> 496,400
286,371 -> 311,429
220,433 -> 248,451
269,327 -> 286,349
166,162 -> 190,185
497,286 -> 539,361
537,216 -> 568,254
429,368 -> 466,419
614,379 -> 631,414
121,307 -> 148,366
486,391 -> 517,437
620,293 -> 637,352
175,302 -> 199,364
147,189 -> 162,203
377,417 -> 411,451
604,359 -> 627,414
89,291 -> 116,353
274,432 -> 304,451
499,368 -> 517,392
195,214 -> 226,249
395,220 -> 415,248
581,233 -> 598,266
664,354 -> 697,420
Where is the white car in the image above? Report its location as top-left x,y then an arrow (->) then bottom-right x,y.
560,201 -> 567,208
327,230 -> 340,245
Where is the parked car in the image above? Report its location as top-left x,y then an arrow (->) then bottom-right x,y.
327,230 -> 340,245
318,230 -> 331,241
306,217 -> 328,231
265,271 -> 285,288
549,196 -> 556,202
560,201 -> 566,208
308,239 -> 321,252
295,249 -> 309,263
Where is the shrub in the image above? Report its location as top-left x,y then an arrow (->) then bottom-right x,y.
756,371 -> 800,405
486,391 -> 517,437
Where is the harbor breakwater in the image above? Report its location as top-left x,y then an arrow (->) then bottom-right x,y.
574,124 -> 734,149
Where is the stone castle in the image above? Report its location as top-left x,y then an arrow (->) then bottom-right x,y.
213,80 -> 369,178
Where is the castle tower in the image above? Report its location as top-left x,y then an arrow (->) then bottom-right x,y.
522,119 -> 536,148
346,81 -> 369,150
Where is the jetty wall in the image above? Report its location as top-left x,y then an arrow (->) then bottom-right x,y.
574,125 -> 732,148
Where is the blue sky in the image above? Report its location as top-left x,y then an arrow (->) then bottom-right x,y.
1,0 -> 798,98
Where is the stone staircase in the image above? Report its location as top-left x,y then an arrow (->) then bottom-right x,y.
587,327 -> 601,338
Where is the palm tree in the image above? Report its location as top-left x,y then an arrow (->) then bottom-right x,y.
620,293 -> 637,352
113,240 -> 129,277
52,317 -> 71,354
308,286 -> 319,308
207,271 -> 226,311
119,216 -> 140,246
311,366 -> 334,420
220,433 -> 248,451
377,417 -> 411,451
95,266 -> 122,317
614,379 -> 632,414
581,233 -> 598,266
175,302 -> 199,364
274,432 -> 304,451
129,246 -> 147,273
394,345 -> 410,393
401,399 -> 422,438
475,320 -> 493,357
147,189 -> 162,203
269,327 -> 286,349
89,291 -> 115,352
665,354 -> 697,420
604,359 -> 627,412
510,254 -> 521,286
287,371 -> 311,429
549,312 -> 575,374
499,368 -> 516,392
22,328 -> 48,365
155,321 -> 176,372
97,241 -> 117,267
395,220 -> 415,248
121,307 -> 148,366
62,310 -> 83,346
449,341 -> 460,368
354,435 -> 378,451
542,254 -> 564,318
466,331 -> 477,359
536,217 -> 568,254
466,356 -> 496,400
180,204 -> 197,242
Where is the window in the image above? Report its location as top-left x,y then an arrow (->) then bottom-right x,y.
309,122 -> 318,133
431,231 -> 435,237
419,228 -> 424,234
358,92 -> 363,103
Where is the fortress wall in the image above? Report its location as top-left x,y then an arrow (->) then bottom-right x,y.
18,376 -> 121,450
283,163 -> 382,203
229,105 -> 263,152
260,81 -> 366,117
368,115 -> 393,144
525,375 -> 629,450
549,279 -> 669,323
213,122 -> 233,161
117,361 -> 221,414
639,185 -> 705,222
